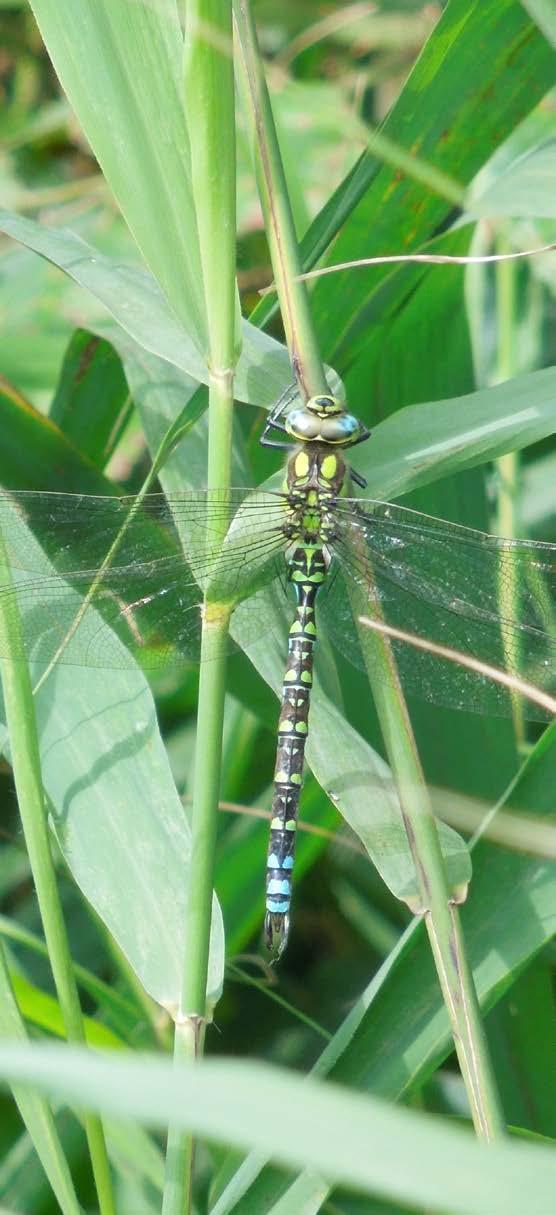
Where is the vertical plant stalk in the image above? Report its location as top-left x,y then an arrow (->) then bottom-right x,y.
0,530 -> 116,1215
0,941 -> 81,1215
495,243 -> 524,745
363,631 -> 503,1137
234,0 -> 504,1140
352,576 -> 504,1139
163,0 -> 238,1211
233,0 -> 328,401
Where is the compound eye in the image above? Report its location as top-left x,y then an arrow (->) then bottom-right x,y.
285,408 -> 321,440
339,413 -> 359,435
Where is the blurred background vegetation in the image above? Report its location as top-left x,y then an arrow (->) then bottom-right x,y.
0,1 -> 555,1212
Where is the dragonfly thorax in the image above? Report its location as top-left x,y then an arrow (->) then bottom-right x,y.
286,444 -> 347,496
282,445 -> 343,548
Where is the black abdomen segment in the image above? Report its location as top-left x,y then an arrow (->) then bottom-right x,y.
264,548 -> 325,958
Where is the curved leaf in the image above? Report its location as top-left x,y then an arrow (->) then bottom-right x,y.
2,1045 -> 556,1215
0,508 -> 224,1014
28,0 -> 208,348
0,209 -> 291,407
360,364 -> 556,500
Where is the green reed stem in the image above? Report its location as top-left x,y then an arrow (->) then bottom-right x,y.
495,239 -> 525,746
233,0 -> 328,400
0,531 -> 116,1215
0,941 -> 81,1215
233,0 -> 504,1141
362,629 -> 504,1139
162,0 -> 237,1211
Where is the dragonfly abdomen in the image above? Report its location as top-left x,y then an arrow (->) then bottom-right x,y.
264,545 -> 326,959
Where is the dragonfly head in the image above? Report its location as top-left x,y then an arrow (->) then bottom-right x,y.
285,394 -> 370,448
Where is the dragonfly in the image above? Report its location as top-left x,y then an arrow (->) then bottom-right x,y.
0,385 -> 554,957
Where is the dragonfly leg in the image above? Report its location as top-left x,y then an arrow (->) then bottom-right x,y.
260,415 -> 288,447
347,424 -> 372,449
269,382 -> 299,424
260,437 -> 296,450
350,466 -> 367,489
260,382 -> 300,447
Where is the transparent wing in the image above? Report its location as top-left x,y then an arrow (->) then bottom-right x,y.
0,489 -> 291,670
320,498 -> 556,719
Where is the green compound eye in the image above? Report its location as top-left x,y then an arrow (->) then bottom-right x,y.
285,405 -> 367,445
324,412 -> 364,441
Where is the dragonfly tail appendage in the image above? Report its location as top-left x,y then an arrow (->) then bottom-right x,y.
264,555 -> 323,959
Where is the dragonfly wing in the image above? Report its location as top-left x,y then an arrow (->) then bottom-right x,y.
320,499 -> 556,719
0,489 -> 289,670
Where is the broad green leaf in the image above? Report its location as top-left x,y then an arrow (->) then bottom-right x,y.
3,1043 -> 556,1215
0,947 -> 80,1215
0,507 -> 225,1014
357,363 -> 556,501
487,962 -> 556,1136
5,210 -> 555,490
0,208 -> 291,406
0,374 -> 118,494
522,0 -> 556,46
311,0 -> 556,364
0,914 -> 142,1045
0,229 -> 82,401
28,0 -> 208,349
50,329 -> 132,466
467,140 -> 556,219
0,348 -> 207,502
10,973 -> 123,1050
329,225 -> 473,383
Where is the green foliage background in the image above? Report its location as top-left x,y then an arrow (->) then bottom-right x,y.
0,1 -> 555,1213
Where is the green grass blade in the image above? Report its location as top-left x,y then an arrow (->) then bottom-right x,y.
3,1045 -> 556,1215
